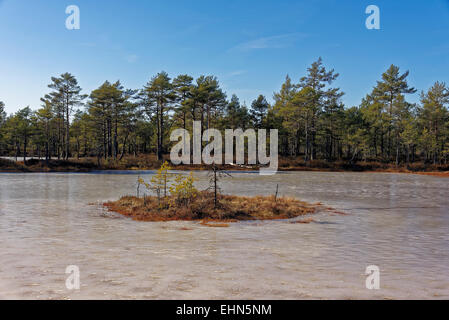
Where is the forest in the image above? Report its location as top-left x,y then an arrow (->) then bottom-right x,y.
1,58 -> 448,168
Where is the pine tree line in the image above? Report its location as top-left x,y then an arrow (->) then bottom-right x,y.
0,58 -> 448,165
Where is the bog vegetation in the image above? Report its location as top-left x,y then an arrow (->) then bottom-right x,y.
1,58 -> 449,168
104,162 -> 315,223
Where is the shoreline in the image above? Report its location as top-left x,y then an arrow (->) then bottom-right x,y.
1,157 -> 448,177
1,167 -> 448,178
1,168 -> 448,178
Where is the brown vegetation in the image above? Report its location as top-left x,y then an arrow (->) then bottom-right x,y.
0,158 -> 30,172
103,191 -> 315,223
2,155 -> 449,177
278,158 -> 449,175
290,217 -> 315,224
412,171 -> 449,178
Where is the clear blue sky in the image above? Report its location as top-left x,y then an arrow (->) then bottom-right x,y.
1,0 -> 449,114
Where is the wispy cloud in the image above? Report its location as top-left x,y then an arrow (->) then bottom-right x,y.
227,70 -> 247,77
125,54 -> 138,63
230,33 -> 309,52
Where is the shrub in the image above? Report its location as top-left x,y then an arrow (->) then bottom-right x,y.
169,172 -> 198,207
137,161 -> 174,208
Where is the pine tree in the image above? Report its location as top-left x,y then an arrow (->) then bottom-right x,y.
14,107 -> 34,163
418,82 -> 449,163
250,95 -> 269,128
43,73 -> 86,160
142,72 -> 175,160
298,57 -> 344,160
173,74 -> 194,131
169,172 -> 198,207
0,102 -> 6,151
35,101 -> 54,164
371,65 -> 416,159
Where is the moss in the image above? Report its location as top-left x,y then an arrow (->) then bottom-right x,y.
104,191 -> 316,223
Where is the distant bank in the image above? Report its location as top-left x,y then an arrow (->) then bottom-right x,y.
1,156 -> 448,177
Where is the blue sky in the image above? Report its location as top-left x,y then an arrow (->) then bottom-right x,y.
1,0 -> 449,114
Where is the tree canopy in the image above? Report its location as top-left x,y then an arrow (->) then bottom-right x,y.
1,62 -> 448,166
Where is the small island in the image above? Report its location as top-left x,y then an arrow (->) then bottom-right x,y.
104,162 -> 316,226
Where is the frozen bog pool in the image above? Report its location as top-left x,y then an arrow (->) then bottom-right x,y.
0,171 -> 448,299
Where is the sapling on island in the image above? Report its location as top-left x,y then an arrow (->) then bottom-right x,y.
104,162 -> 316,226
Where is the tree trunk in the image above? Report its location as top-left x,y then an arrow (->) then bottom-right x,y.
23,136 -> 27,164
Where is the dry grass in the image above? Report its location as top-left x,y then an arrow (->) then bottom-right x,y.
2,155 -> 449,177
103,191 -> 315,223
290,217 -> 315,224
412,171 -> 449,178
200,221 -> 230,227
278,158 -> 449,175
0,158 -> 30,172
